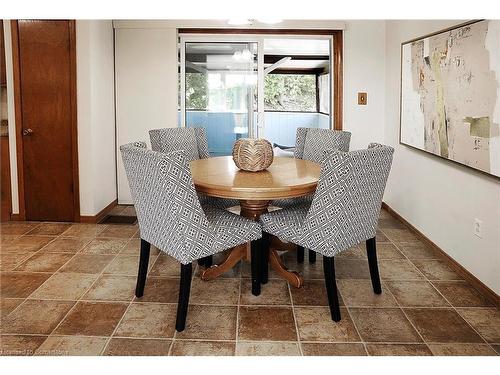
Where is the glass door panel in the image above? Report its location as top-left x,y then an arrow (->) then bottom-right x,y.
182,42 -> 258,156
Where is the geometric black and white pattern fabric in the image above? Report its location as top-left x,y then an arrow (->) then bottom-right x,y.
120,142 -> 261,265
262,143 -> 394,257
149,127 -> 239,210
273,127 -> 352,209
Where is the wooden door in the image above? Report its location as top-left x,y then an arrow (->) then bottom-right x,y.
17,20 -> 78,222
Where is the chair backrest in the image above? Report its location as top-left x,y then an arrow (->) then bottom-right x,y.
302,143 -> 394,255
149,127 -> 210,161
120,142 -> 212,264
294,127 -> 351,162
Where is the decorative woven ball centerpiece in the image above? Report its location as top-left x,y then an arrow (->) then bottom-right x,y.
232,138 -> 274,172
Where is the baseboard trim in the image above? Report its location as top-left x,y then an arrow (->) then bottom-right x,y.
9,213 -> 24,221
381,202 -> 499,308
80,199 -> 118,224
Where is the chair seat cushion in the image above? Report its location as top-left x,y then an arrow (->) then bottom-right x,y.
260,201 -> 311,244
272,194 -> 313,209
203,205 -> 262,250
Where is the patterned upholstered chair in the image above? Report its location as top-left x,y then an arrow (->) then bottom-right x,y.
273,127 -> 352,264
260,144 -> 394,321
149,127 -> 240,267
120,142 -> 262,332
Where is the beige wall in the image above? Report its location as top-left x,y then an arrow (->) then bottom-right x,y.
384,20 -> 500,295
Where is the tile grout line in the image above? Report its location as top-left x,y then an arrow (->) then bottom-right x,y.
287,282 -> 303,356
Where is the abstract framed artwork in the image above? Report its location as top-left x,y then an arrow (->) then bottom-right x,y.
400,20 -> 500,178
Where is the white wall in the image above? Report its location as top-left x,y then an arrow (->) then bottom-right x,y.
343,20 -> 386,150
384,20 -> 500,295
77,20 -> 117,216
114,28 -> 178,203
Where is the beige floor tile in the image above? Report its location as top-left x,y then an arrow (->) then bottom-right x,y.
35,336 -> 108,355
335,259 -> 371,279
176,305 -> 237,340
145,253 -> 177,277
62,224 -> 106,238
0,253 -> 34,271
236,341 -> 299,356
41,237 -> 92,253
114,303 -> 177,339
54,301 -> 128,336
104,338 -> 171,356
457,308 -> 500,343
190,278 -> 240,305
0,272 -> 51,298
349,308 -> 422,343
382,228 -> 419,243
379,259 -> 425,280
385,280 -> 450,307
120,239 -> 160,256
377,218 -> 406,229
97,225 -> 137,239
366,343 -> 432,356
432,281 -> 495,307
290,279 -> 332,306
103,253 -> 155,276
30,273 -> 98,300
295,307 -> 360,342
0,335 -> 47,356
1,298 -> 24,319
241,279 -> 290,305
338,280 -> 397,307
491,344 -> 500,355
14,253 -> 74,273
26,223 -> 72,236
238,306 -> 296,342
134,277 -> 179,303
80,238 -> 129,255
428,343 -> 497,356
83,275 -> 136,302
411,260 -> 462,281
60,254 -> 115,274
404,308 -> 484,343
171,340 -> 235,356
397,242 -> 438,259
2,300 -> 75,335
1,235 -> 55,253
1,222 -> 39,236
302,343 -> 367,356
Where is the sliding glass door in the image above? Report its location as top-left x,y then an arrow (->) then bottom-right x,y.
180,34 -> 333,155
180,37 -> 263,156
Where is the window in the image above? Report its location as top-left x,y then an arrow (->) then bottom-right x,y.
318,73 -> 330,114
264,74 -> 317,112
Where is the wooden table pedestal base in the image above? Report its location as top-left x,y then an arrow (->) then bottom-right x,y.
200,200 -> 304,288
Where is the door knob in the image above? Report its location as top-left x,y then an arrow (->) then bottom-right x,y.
22,128 -> 33,136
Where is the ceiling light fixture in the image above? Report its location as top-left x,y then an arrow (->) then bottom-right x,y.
227,18 -> 254,26
256,18 -> 283,24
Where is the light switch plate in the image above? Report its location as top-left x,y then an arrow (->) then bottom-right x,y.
358,92 -> 367,105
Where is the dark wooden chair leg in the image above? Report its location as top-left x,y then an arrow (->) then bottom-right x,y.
261,233 -> 270,284
309,249 -> 316,263
366,237 -> 382,294
323,256 -> 341,322
135,239 -> 151,298
175,263 -> 193,332
297,245 -> 304,263
251,239 -> 261,296
199,255 -> 213,267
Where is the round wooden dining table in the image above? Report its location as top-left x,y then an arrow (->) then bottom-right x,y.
190,156 -> 321,288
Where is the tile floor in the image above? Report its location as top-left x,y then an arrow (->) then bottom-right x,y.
0,208 -> 498,356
